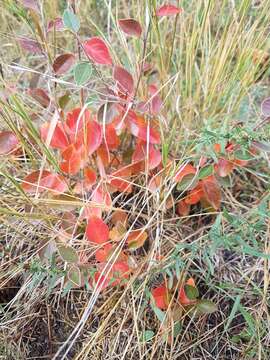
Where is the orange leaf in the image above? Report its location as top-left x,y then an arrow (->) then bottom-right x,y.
185,185 -> 203,205
215,158 -> 234,177
86,216 -> 109,244
111,210 -> 128,226
127,111 -> 160,144
84,167 -> 97,186
132,140 -> 161,170
177,200 -> 190,216
126,229 -> 147,249
174,163 -> 196,183
95,243 -> 113,262
201,176 -> 221,210
109,166 -> 133,193
104,125 -> 120,150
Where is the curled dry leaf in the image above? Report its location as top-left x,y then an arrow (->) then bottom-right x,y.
126,229 -> 148,249
19,37 -> 42,54
29,88 -> 50,108
118,18 -> 142,38
84,37 -> 113,65
53,53 -> 75,75
0,131 -> 19,155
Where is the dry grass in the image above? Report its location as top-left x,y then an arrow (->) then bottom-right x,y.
0,0 -> 270,359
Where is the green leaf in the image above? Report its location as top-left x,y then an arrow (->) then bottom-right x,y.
198,164 -> 214,179
74,62 -> 92,85
58,245 -> 78,263
177,174 -> 198,191
141,330 -> 155,342
63,9 -> 80,32
184,284 -> 199,300
225,295 -> 241,331
173,321 -> 182,338
196,299 -> 217,314
58,91 -> 71,109
234,149 -> 253,161
68,265 -> 82,287
151,304 -> 166,322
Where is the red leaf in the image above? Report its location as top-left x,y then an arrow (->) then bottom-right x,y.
22,170 -> 68,193
86,120 -> 102,155
201,176 -> 221,210
118,18 -> 142,38
66,108 -> 91,135
174,163 -> 196,183
40,122 -> 69,149
127,112 -> 161,144
47,17 -> 64,32
53,53 -> 75,75
152,284 -> 169,310
21,0 -> 39,12
177,200 -> 190,216
19,38 -> 42,54
86,216 -> 109,244
156,4 -> 182,16
84,37 -> 113,65
215,158 -> 234,177
93,271 -> 111,291
29,88 -> 50,108
91,184 -> 112,210
104,124 -> 120,150
261,97 -> 270,117
149,84 -> 162,115
132,141 -> 161,170
0,131 -> 19,155
179,278 -> 197,306
113,66 -> 134,94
